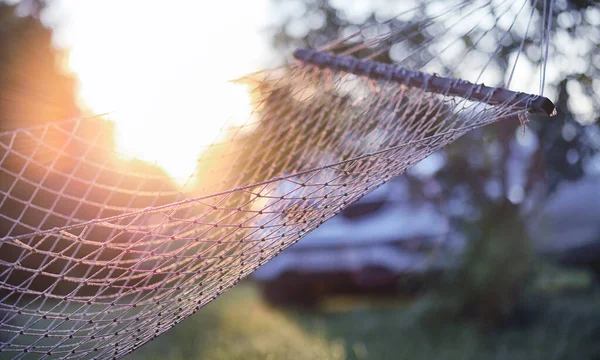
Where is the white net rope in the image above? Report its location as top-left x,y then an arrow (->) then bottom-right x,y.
0,0 -> 557,358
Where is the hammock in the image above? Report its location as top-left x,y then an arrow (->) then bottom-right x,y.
0,0 -> 560,358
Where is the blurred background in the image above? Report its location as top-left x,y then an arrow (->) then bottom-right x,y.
1,0 -> 599,359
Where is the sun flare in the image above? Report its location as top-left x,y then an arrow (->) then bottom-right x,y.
49,0 -> 268,186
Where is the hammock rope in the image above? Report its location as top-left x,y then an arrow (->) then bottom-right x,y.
0,0 -> 562,358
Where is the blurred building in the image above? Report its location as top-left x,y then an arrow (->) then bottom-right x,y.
253,165 -> 600,307
253,177 -> 465,306
529,175 -> 600,274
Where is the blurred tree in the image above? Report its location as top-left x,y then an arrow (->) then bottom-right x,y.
264,0 -> 600,326
267,0 -> 600,190
0,1 -> 78,131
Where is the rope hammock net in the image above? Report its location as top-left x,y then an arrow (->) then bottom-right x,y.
0,0 -> 559,358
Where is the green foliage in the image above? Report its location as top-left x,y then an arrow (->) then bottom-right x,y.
129,282 -> 600,360
532,261 -> 594,294
448,202 -> 533,327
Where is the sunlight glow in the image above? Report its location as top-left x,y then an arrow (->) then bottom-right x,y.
45,0 -> 269,184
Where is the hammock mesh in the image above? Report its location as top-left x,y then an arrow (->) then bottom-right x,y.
0,0 -> 556,358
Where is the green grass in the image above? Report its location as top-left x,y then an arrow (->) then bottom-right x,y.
125,284 -> 346,360
127,280 -> 600,360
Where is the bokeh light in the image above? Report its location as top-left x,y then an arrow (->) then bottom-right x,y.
43,0 -> 270,183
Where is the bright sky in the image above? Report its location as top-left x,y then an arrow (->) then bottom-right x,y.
42,0 -> 271,184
